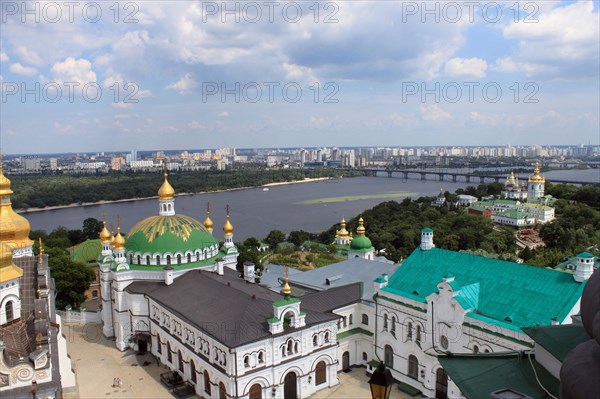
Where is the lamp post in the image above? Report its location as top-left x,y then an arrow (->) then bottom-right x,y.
368,362 -> 394,399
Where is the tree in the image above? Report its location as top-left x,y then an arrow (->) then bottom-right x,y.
46,247 -> 95,309
83,217 -> 103,240
243,237 -> 260,249
265,230 -> 286,250
288,230 -> 315,247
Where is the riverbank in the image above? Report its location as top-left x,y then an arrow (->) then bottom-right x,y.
18,177 -> 334,214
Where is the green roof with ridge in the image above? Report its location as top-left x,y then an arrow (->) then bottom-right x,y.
350,235 -> 372,251
382,247 -> 586,329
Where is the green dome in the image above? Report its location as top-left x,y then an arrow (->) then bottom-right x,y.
350,235 -> 372,251
125,214 -> 219,255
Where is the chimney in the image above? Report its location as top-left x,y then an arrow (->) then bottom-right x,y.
164,266 -> 174,285
216,258 -> 225,276
243,262 -> 256,283
420,228 -> 435,251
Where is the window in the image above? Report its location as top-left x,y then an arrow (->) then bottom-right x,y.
384,345 -> 394,369
349,314 -> 353,325
249,384 -> 262,399
383,314 -> 388,330
258,351 -> 264,363
315,361 -> 326,385
244,355 -> 250,368
196,252 -> 200,261
167,342 -> 172,363
484,349 -> 490,353
473,345 -> 479,354
146,255 -> 151,265
92,290 -> 98,299
287,340 -> 293,355
391,317 -> 396,336
294,342 -> 299,353
416,325 -> 422,343
324,332 -> 330,343
219,382 -> 227,399
156,337 -> 162,354
407,322 -> 412,341
204,371 -> 211,395
137,255 -> 141,264
362,314 -> 369,325
313,335 -> 318,347
187,253 -> 191,263
343,316 -> 347,328
408,355 -> 419,380
156,255 -> 161,265
440,335 -> 448,349
167,255 -> 171,265
190,360 -> 196,383
362,352 -> 368,361
177,254 -> 182,265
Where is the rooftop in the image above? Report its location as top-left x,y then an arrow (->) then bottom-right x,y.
383,247 -> 585,329
522,324 -> 589,362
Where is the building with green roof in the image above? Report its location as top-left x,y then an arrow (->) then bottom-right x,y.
373,228 -> 588,399
98,169 -> 239,351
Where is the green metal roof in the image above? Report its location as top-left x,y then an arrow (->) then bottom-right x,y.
577,252 -> 594,259
438,354 -> 559,399
422,227 -> 433,232
383,247 -> 585,329
350,236 -> 372,251
69,239 -> 101,263
522,324 -> 589,362
126,214 -> 219,255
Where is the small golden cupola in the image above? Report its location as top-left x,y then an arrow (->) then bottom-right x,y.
0,161 -> 34,256
203,202 -> 214,232
158,160 -> 175,201
223,205 -> 234,236
337,217 -> 349,238
113,227 -> 126,251
356,216 -> 366,236
281,267 -> 292,297
99,220 -> 112,243
528,161 -> 545,183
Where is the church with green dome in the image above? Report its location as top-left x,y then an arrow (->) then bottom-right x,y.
98,164 -> 238,349
333,216 -> 375,260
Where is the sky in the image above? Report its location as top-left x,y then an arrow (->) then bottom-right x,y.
0,0 -> 599,154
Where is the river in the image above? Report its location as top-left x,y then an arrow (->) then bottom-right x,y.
22,169 -> 598,240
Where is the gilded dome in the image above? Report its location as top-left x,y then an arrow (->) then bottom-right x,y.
126,214 -> 219,255
0,166 -> 34,251
204,215 -> 214,230
528,162 -> 545,183
114,227 -> 126,250
336,218 -> 349,238
99,221 -> 112,243
158,172 -> 175,200
350,217 -> 372,251
223,215 -> 234,236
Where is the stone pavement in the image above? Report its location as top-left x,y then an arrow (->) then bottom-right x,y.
64,323 -> 414,399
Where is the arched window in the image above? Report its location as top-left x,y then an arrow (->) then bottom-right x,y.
294,342 -> 299,353
156,336 -> 162,354
137,255 -> 141,264
244,355 -> 250,367
391,316 -> 396,335
287,340 -> 293,355
167,342 -> 172,363
204,370 -> 211,395
324,332 -> 330,343
408,355 -> 419,379
178,350 -> 184,372
484,349 -> 491,353
258,351 -> 264,363
362,352 -> 368,361
129,254 -> 133,263
177,254 -> 182,265
187,253 -> 191,263
281,346 -> 286,357
196,252 -> 200,261
349,314 -> 353,325
362,314 -> 369,325
190,359 -> 196,383
416,325 -> 422,343
167,255 -> 171,265
156,255 -> 161,265
219,382 -> 227,399
146,255 -> 150,265
383,314 -> 388,330
473,345 -> 479,354
407,322 -> 412,341
315,361 -> 326,385
313,335 -> 318,347
384,345 -> 394,369
249,383 -> 262,399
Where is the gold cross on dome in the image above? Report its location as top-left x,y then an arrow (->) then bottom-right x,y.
207,202 -> 211,214
226,204 -> 230,216
101,210 -> 107,222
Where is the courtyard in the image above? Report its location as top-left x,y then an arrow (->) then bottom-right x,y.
64,323 -> 413,399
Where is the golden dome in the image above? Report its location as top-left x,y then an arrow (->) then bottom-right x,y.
356,216 -> 366,236
0,165 -> 34,251
158,171 -> 175,200
114,227 -> 126,250
281,267 -> 292,297
0,242 -> 23,283
223,215 -> 234,236
99,221 -> 112,243
203,202 -> 213,230
528,162 -> 545,183
336,217 -> 349,238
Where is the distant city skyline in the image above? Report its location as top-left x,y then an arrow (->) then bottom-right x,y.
1,1 -> 599,153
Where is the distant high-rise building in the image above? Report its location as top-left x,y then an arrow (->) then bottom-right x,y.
49,158 -> 58,170
21,158 -> 41,171
130,149 -> 138,162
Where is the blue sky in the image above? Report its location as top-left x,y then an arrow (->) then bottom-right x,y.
1,0 -> 599,154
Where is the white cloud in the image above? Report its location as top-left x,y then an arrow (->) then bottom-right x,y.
9,63 -> 37,76
419,105 -> 451,121
0,51 -> 8,62
51,57 -> 96,85
188,121 -> 205,129
444,57 -> 488,79
14,46 -> 44,66
111,102 -> 132,109
218,111 -> 229,117
166,74 -> 197,95
53,122 -> 73,133
307,116 -> 328,128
